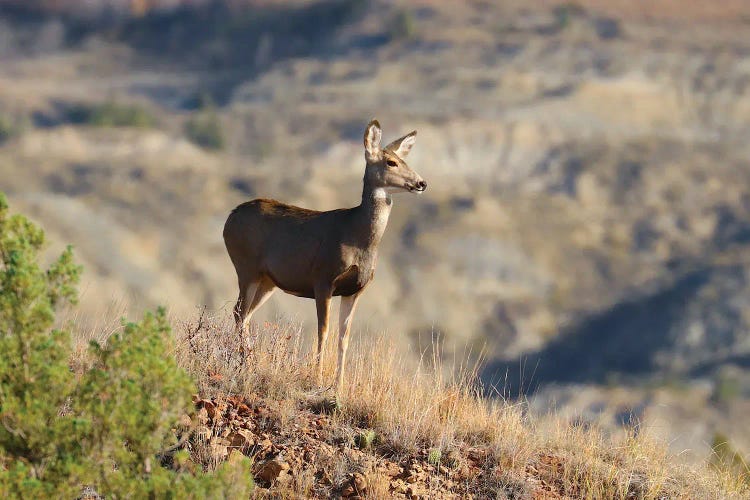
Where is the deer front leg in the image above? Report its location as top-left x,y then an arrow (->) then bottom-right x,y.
335,292 -> 360,392
314,285 -> 333,385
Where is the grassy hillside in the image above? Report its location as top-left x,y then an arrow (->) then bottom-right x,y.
64,308 -> 746,499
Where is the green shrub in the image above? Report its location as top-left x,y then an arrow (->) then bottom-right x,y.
389,8 -> 416,41
69,101 -> 157,128
0,113 -> 27,144
553,3 -> 586,31
0,192 -> 252,498
184,109 -> 225,151
354,429 -> 377,450
0,192 -> 82,498
0,115 -> 15,143
427,448 -> 442,467
711,371 -> 741,406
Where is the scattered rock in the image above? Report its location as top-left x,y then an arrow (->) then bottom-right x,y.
257,437 -> 274,452
340,483 -> 356,497
392,479 -> 408,494
255,459 -> 289,483
227,428 -> 255,450
186,393 -> 560,498
196,399 -> 217,419
196,407 -> 209,425
236,402 -> 252,416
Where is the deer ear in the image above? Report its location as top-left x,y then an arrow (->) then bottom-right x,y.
385,130 -> 417,158
364,119 -> 382,162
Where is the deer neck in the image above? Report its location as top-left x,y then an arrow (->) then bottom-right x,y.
356,184 -> 393,247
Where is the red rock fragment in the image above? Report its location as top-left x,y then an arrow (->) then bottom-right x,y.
255,459 -> 289,483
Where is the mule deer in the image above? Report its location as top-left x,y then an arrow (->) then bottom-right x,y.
223,120 -> 426,389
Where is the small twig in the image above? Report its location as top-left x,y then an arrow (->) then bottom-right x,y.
156,423 -> 196,461
187,306 -> 207,355
1,415 -> 26,440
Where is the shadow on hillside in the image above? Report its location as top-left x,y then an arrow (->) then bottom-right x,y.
689,353 -> 750,377
482,268 -> 714,397
115,0 -> 368,66
0,0 -> 372,106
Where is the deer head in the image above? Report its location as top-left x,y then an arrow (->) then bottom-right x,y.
363,119 -> 427,195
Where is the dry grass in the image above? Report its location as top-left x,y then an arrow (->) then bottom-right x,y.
162,309 -> 749,499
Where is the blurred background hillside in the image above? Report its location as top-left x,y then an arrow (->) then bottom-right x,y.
1,0 -> 750,467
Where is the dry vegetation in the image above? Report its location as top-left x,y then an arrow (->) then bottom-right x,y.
70,308 -> 742,499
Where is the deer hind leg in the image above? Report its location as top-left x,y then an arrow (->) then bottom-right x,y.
234,275 -> 275,335
335,292 -> 360,392
314,285 -> 333,385
240,276 -> 276,335
233,275 -> 253,333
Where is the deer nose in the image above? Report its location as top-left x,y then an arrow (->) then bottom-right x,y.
417,180 -> 427,191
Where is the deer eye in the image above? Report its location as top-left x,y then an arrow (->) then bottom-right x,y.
386,159 -> 398,167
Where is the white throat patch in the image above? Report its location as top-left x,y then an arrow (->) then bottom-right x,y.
369,189 -> 392,240
373,187 -> 408,200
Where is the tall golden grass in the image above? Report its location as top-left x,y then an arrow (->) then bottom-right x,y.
159,309 -> 748,498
